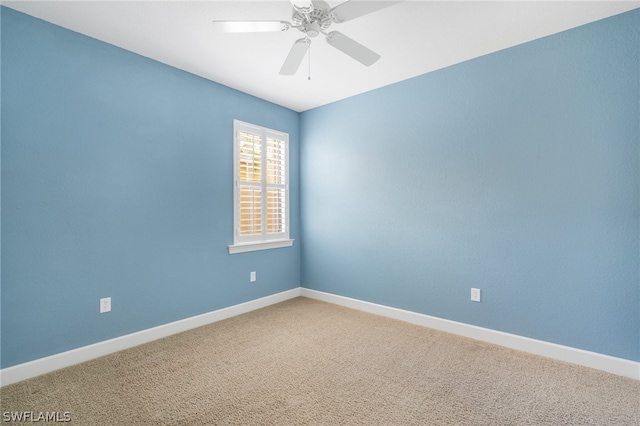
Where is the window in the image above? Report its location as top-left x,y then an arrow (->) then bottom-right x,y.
229,120 -> 293,254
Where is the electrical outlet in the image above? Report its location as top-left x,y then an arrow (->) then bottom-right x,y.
100,297 -> 111,313
250,271 -> 256,282
471,288 -> 481,302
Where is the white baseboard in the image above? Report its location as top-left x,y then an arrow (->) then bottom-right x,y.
3,287 -> 637,386
300,288 -> 640,380
0,288 -> 301,387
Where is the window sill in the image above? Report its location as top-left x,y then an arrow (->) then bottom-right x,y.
228,239 -> 294,254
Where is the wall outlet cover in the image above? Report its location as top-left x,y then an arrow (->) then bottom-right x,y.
471,288 -> 481,302
100,297 -> 111,313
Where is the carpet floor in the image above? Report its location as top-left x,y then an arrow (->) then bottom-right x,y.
1,297 -> 639,425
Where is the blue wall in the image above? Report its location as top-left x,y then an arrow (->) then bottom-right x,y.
2,6 -> 639,369
301,10 -> 639,361
1,7 -> 300,368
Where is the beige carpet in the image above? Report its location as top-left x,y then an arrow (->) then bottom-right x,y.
1,297 -> 639,425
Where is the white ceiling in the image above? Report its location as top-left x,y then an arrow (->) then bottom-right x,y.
4,1 -> 638,112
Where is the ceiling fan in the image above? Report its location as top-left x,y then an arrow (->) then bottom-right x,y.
212,0 -> 402,76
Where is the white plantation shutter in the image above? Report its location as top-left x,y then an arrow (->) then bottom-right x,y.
238,131 -> 262,237
239,186 -> 262,236
266,137 -> 286,235
232,120 -> 289,247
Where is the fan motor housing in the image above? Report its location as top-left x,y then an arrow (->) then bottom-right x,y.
292,2 -> 331,37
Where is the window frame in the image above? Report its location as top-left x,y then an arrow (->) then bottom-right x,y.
228,120 -> 293,254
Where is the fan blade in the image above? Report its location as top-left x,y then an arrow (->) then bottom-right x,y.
325,31 -> 380,66
330,1 -> 402,23
212,21 -> 290,33
279,38 -> 311,75
290,0 -> 314,13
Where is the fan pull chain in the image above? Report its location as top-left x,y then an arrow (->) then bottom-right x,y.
308,42 -> 311,81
